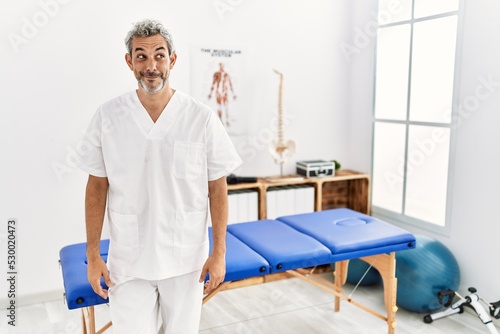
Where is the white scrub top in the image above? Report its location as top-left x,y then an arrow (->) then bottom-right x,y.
77,90 -> 242,280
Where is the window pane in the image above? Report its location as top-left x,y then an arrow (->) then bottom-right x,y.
374,25 -> 411,120
405,125 -> 450,226
372,122 -> 406,212
414,0 -> 459,18
409,16 -> 458,123
378,0 -> 412,24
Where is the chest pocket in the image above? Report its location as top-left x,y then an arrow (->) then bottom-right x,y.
172,140 -> 205,179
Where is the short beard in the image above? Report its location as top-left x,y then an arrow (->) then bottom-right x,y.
138,72 -> 167,94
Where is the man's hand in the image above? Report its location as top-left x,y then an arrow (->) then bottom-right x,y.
199,254 -> 225,295
87,257 -> 113,299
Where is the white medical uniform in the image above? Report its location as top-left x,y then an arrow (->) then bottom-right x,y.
77,90 -> 242,333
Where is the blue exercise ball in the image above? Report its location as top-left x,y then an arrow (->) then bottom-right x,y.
396,235 -> 460,313
346,259 -> 382,286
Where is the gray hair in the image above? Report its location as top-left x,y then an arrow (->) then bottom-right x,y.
125,19 -> 175,56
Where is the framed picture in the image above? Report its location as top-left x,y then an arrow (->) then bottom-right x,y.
190,45 -> 249,135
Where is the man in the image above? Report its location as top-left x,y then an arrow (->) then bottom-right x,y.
77,19 -> 241,333
208,62 -> 236,127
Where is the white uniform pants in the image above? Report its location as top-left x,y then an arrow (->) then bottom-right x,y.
109,270 -> 204,334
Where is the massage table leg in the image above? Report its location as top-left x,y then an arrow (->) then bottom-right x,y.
81,309 -> 87,334
333,260 -> 349,312
290,253 -> 398,334
80,306 -> 112,334
360,252 -> 398,334
89,307 -> 96,334
81,307 -> 95,334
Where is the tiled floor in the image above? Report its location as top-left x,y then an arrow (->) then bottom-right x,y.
2,273 -> 496,333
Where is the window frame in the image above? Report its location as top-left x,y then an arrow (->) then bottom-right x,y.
370,0 -> 464,235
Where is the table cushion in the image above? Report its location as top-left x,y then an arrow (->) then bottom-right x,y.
228,220 -> 333,273
209,227 -> 270,282
277,208 -> 416,261
59,240 -> 109,309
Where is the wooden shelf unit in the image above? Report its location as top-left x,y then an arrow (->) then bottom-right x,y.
227,169 -> 370,218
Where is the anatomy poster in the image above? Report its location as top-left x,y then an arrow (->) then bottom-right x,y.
190,46 -> 249,135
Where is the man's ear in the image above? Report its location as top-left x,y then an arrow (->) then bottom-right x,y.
169,51 -> 177,69
125,53 -> 133,70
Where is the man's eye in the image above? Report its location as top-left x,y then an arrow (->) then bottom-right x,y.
137,55 -> 145,59
156,54 -> 165,59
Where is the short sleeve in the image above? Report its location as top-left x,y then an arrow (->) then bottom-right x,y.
75,109 -> 108,177
206,110 -> 242,181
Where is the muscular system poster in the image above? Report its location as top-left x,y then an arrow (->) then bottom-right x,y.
190,46 -> 249,136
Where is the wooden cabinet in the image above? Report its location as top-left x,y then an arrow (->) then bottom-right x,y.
227,169 -> 370,219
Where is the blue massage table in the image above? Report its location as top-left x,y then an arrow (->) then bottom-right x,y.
59,208 -> 416,334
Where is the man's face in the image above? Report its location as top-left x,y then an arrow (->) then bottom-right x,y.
125,34 -> 177,94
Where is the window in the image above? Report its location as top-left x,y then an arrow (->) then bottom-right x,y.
371,0 -> 461,231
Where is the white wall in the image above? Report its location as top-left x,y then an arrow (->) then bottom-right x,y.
0,0 -> 352,304
347,0 -> 376,174
349,0 -> 500,301
440,0 -> 500,302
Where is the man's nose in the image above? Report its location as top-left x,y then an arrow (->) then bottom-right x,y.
145,58 -> 157,72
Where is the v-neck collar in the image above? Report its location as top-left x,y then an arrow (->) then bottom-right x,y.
130,90 -> 183,138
